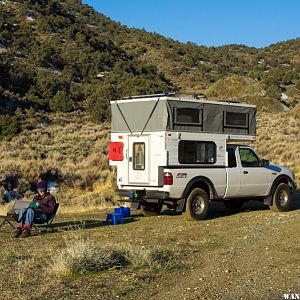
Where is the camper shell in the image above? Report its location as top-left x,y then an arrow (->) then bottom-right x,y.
111,94 -> 256,136
109,94 -> 296,219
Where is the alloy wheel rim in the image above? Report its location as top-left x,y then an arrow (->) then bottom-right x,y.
192,195 -> 205,215
278,189 -> 288,206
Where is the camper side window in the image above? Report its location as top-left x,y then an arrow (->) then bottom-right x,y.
175,108 -> 202,125
133,142 -> 145,170
224,112 -> 249,128
178,141 -> 216,164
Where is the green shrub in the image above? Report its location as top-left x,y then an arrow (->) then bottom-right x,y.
0,115 -> 20,139
26,107 -> 36,118
50,91 -> 75,112
87,85 -> 117,122
266,84 -> 281,100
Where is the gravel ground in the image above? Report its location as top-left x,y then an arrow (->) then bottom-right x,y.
0,190 -> 299,300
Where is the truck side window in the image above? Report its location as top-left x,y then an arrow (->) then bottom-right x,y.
227,148 -> 237,167
133,143 -> 145,170
178,141 -> 216,164
239,148 -> 260,168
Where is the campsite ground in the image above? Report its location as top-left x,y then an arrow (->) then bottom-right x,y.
0,190 -> 299,300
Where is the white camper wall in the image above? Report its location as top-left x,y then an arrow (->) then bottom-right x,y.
110,131 -> 167,187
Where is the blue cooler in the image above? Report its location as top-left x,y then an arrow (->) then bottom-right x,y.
114,206 -> 131,218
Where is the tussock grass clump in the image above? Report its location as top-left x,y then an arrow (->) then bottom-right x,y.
51,240 -> 128,277
51,241 -> 182,278
123,244 -> 182,271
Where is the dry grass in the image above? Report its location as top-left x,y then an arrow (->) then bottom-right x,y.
0,201 -> 14,216
123,244 -> 182,271
204,75 -> 265,99
50,239 -> 128,277
0,111 -> 114,212
0,109 -> 299,214
254,112 -> 300,180
54,173 -> 118,213
50,239 -> 181,278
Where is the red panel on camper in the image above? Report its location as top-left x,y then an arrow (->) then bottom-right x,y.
109,142 -> 124,161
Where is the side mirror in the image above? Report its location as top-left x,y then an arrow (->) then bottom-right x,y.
261,159 -> 269,167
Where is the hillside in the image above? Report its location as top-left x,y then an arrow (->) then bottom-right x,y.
0,0 -> 300,130
0,0 -> 299,197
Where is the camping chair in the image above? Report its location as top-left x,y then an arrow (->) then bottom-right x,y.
0,200 -> 29,229
32,203 -> 60,232
0,212 -> 18,229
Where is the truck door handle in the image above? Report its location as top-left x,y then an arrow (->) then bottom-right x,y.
243,171 -> 248,174
129,157 -> 132,162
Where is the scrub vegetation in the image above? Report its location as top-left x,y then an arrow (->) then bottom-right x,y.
0,0 -> 300,136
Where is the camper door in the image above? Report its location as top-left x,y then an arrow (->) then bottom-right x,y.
128,135 -> 150,184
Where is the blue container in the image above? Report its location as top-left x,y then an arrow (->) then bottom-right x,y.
114,206 -> 130,218
122,206 -> 131,218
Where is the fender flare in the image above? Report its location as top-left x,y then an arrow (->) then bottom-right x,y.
265,175 -> 296,205
181,176 -> 218,200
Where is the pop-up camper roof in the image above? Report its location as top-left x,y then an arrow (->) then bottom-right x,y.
111,95 -> 256,138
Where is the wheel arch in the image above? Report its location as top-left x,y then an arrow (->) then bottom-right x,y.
267,175 -> 296,205
182,176 -> 218,203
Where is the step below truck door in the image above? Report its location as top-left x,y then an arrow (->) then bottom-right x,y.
128,135 -> 150,185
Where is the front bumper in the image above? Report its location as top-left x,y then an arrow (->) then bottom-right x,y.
117,189 -> 169,199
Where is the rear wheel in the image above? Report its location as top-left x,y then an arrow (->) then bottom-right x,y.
270,183 -> 292,212
140,202 -> 162,217
223,199 -> 243,210
183,188 -> 209,221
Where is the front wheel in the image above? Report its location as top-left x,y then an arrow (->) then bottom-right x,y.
183,188 -> 209,221
270,183 -> 292,212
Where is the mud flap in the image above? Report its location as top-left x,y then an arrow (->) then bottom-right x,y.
264,196 -> 272,205
176,199 -> 185,212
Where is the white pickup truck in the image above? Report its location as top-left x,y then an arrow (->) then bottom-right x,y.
109,94 -> 297,220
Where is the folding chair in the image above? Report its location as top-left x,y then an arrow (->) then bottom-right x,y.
32,203 -> 60,232
0,200 -> 29,229
0,212 -> 18,229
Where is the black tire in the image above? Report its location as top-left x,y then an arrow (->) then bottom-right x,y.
270,183 -> 292,212
183,188 -> 209,221
140,202 -> 162,217
223,199 -> 243,210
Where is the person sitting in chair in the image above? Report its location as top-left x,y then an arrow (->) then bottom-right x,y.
15,180 -> 56,238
